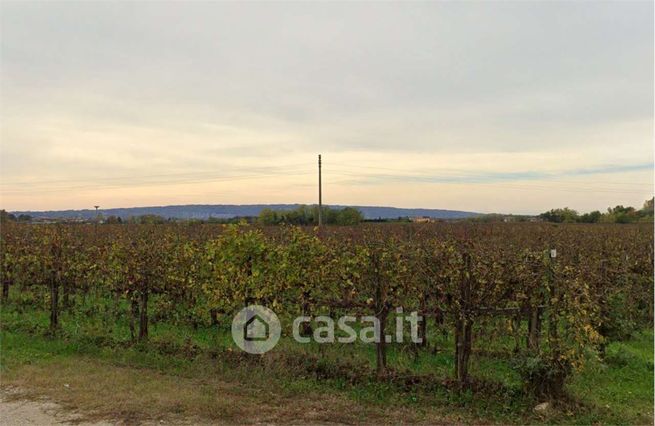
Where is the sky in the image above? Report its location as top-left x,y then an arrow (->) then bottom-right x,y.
1,1 -> 653,215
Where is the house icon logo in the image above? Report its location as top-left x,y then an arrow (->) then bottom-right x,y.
231,305 -> 281,354
244,314 -> 269,341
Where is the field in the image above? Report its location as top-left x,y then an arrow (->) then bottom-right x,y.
1,222 -> 653,424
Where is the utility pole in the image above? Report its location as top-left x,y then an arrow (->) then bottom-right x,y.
318,154 -> 323,227
94,205 -> 100,236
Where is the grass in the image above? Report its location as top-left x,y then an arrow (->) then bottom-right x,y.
1,331 -> 464,424
568,330 -> 654,425
1,297 -> 653,424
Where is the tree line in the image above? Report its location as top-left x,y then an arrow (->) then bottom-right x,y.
0,206 -> 364,226
539,197 -> 653,224
257,205 -> 363,225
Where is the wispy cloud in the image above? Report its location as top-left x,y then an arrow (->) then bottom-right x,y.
328,162 -> 652,185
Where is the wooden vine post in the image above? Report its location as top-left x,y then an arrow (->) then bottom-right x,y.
418,289 -> 428,348
373,252 -> 389,377
454,252 -> 473,386
525,253 -> 543,351
598,258 -> 609,354
129,295 -> 139,341
546,248 -> 559,354
2,264 -> 11,303
138,275 -> 149,341
527,305 -> 542,351
49,239 -> 61,332
49,269 -> 60,331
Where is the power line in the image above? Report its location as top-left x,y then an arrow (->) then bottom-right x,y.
318,154 -> 322,227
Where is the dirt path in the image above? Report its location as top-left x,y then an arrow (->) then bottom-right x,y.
0,388 -> 113,425
0,357 -> 456,425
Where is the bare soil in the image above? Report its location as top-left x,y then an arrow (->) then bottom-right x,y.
0,358 -> 457,425
1,387 -> 113,425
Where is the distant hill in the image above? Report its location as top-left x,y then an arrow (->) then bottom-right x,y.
10,204 -> 480,221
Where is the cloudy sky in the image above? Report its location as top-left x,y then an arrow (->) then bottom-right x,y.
1,1 -> 652,214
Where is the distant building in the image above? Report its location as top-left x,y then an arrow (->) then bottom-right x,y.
410,216 -> 434,223
32,217 -> 57,224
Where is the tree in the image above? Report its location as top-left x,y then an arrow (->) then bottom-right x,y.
604,206 -> 637,224
258,205 -> 363,226
539,208 -> 579,223
0,210 -> 16,223
258,209 -> 280,225
638,198 -> 654,222
105,215 -> 123,224
130,214 -> 166,224
336,207 -> 364,225
579,210 -> 601,223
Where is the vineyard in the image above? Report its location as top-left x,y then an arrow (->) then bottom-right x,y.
1,221 -> 653,419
